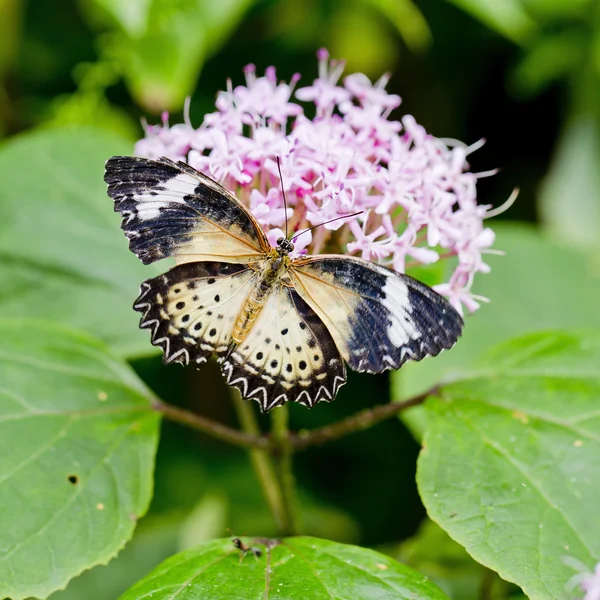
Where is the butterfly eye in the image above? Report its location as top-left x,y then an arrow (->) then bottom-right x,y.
276,237 -> 285,245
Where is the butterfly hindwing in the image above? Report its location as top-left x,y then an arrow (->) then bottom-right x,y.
220,284 -> 347,411
289,255 -> 464,373
105,156 -> 270,265
134,261 -> 260,366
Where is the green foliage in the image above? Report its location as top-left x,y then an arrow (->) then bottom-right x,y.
0,319 -> 160,600
0,128 -> 162,357
418,330 -> 600,600
538,114 -> 600,249
446,0 -> 538,44
394,223 -> 600,436
120,537 -> 450,600
48,513 -> 181,600
397,519 -> 510,599
88,0 -> 257,112
4,3 -> 600,599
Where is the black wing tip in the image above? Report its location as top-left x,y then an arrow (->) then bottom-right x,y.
104,155 -> 185,185
398,281 -> 465,366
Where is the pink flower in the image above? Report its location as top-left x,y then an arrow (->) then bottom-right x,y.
565,558 -> 600,600
582,566 -> 600,600
134,50 -> 512,315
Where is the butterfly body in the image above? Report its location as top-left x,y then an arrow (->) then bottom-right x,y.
232,246 -> 292,345
105,156 -> 464,411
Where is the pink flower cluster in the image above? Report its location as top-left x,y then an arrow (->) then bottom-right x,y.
136,49 -> 511,316
565,558 -> 600,600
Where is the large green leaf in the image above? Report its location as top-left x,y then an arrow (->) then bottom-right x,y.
538,114 -> 600,249
417,330 -> 600,600
393,223 -> 600,435
120,536 -> 449,600
48,513 -> 181,600
0,128 -> 162,357
102,0 -> 256,112
0,320 -> 160,599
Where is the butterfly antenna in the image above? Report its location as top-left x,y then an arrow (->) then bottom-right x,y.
291,211 -> 363,243
276,156 -> 289,239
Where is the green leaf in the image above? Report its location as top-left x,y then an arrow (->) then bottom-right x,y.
120,536 -> 449,600
446,0 -> 538,45
520,0 -> 593,21
0,128 -> 162,358
103,0 -> 255,112
417,330 -> 600,600
48,513 -> 181,600
393,223 -> 600,436
360,0 -> 432,53
510,31 -> 585,97
0,319 -> 160,599
538,114 -> 600,248
92,0 -> 153,37
177,491 -> 229,551
397,519 -> 511,599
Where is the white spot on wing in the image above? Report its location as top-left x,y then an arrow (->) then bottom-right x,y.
381,273 -> 420,346
135,173 -> 199,221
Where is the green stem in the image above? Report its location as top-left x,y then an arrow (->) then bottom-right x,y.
231,395 -> 287,533
270,404 -> 299,535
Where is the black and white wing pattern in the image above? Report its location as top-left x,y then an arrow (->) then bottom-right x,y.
289,255 -> 463,373
133,261 -> 260,366
133,261 -> 346,411
105,156 -> 270,265
220,285 -> 346,412
107,156 -> 464,411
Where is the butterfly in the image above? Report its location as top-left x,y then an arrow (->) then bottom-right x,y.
105,156 -> 464,412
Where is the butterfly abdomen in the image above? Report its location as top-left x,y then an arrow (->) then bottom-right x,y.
231,256 -> 287,344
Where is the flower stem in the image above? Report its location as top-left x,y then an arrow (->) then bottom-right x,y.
231,395 -> 288,533
270,404 -> 299,535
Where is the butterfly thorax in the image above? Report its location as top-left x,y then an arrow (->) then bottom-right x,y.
231,249 -> 292,345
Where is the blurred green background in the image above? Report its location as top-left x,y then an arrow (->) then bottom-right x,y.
2,0 -> 599,598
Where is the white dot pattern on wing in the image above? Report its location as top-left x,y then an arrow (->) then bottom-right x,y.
221,284 -> 346,410
165,268 -> 259,355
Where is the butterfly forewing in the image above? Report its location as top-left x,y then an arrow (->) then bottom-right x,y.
105,156 -> 270,265
134,262 -> 261,366
220,284 -> 347,411
289,255 -> 464,373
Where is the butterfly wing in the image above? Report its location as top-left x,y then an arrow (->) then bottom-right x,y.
134,261 -> 261,366
289,255 -> 464,373
219,283 -> 347,411
105,156 -> 270,265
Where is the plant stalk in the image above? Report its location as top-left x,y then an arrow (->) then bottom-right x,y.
270,404 -> 299,535
231,395 -> 288,533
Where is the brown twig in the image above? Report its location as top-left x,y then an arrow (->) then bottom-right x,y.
152,400 -> 269,449
155,386 -> 438,452
290,387 -> 437,451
